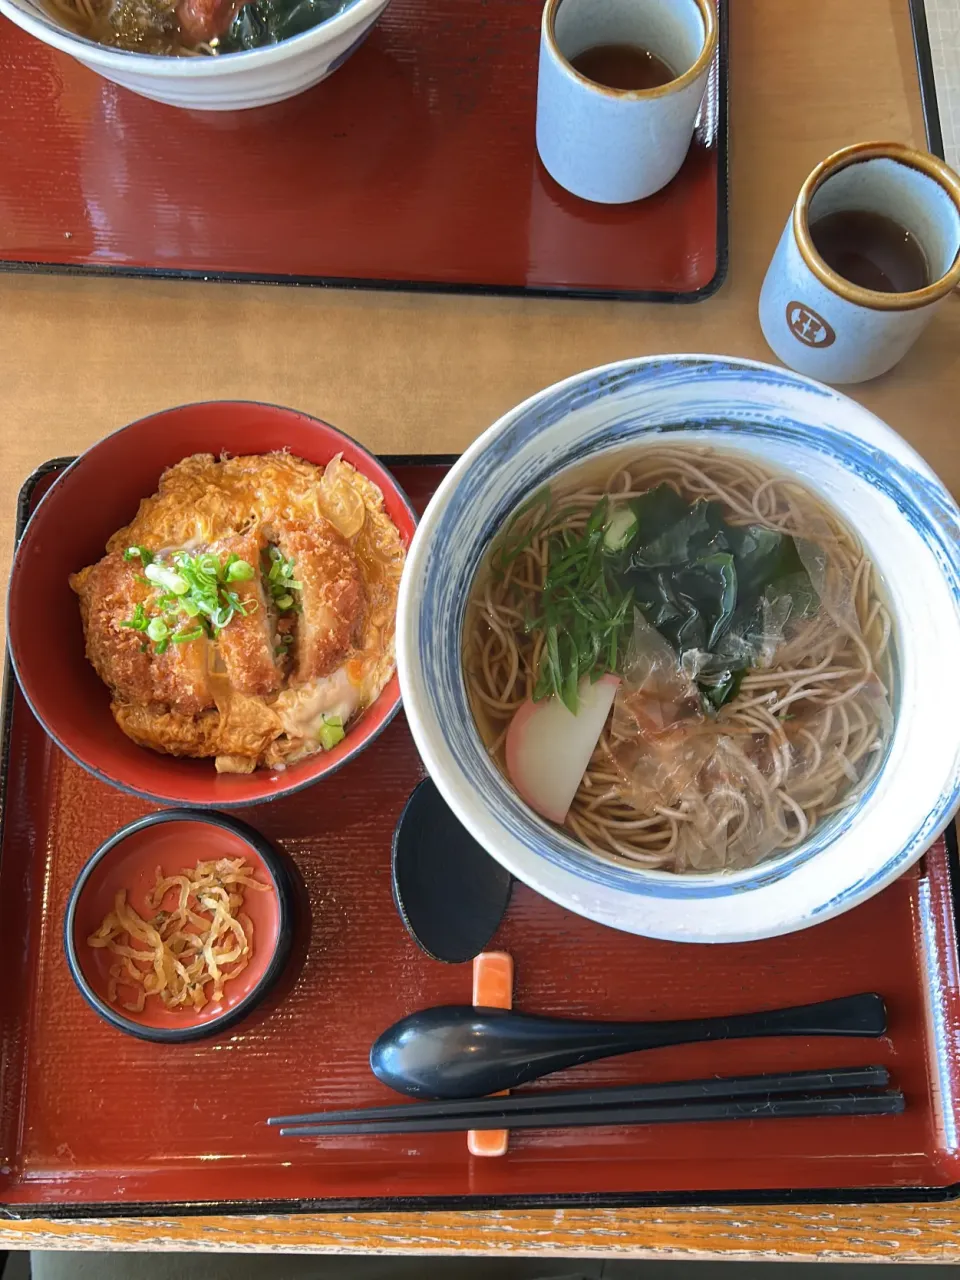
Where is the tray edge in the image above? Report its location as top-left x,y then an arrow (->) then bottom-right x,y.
908,0 -> 946,161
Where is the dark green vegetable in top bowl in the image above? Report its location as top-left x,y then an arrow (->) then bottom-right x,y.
219,0 -> 351,51
493,483 -> 819,715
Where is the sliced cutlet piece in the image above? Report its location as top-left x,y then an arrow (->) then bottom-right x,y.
210,531 -> 282,698
71,550 -> 158,707
152,630 -> 214,716
70,549 -> 214,717
270,517 -> 365,684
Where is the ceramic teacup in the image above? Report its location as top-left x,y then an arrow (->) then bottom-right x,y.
535,0 -> 717,205
759,142 -> 960,384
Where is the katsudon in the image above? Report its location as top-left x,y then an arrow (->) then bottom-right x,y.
70,451 -> 406,773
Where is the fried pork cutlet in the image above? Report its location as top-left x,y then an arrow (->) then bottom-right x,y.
208,531 -> 280,699
114,694 -> 282,765
269,517 -> 365,684
70,550 -> 214,718
71,450 -> 398,772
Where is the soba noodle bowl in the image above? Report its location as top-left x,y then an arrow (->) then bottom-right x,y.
45,0 -> 350,56
464,445 -> 894,875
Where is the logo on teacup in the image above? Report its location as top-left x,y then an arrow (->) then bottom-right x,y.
786,302 -> 836,348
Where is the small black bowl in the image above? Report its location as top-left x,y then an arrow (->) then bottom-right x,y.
64,809 -> 295,1043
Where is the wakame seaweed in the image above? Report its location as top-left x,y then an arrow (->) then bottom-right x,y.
623,484 -> 820,706
219,0 -> 349,51
521,485 -> 819,713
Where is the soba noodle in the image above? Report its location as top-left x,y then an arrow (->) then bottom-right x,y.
464,446 -> 894,875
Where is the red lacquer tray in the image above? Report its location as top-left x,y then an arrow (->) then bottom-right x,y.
1,457 -> 959,1219
0,0 -> 727,300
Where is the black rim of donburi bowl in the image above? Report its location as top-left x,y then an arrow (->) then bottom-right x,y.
64,808 -> 295,1043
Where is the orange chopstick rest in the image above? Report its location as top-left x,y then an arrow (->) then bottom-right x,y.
468,951 -> 514,1158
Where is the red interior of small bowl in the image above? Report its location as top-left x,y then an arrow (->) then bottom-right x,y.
7,401 -> 416,806
72,820 -> 281,1031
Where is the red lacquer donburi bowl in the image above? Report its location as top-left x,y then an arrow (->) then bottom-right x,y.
7,401 -> 417,807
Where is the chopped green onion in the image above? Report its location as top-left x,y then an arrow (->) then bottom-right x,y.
118,546 -> 268,650
120,603 -> 149,631
318,715 -> 345,751
123,545 -> 154,566
263,546 -> 300,609
195,553 -> 221,578
145,563 -> 189,595
225,559 -> 254,582
512,496 -> 638,712
146,617 -> 169,643
603,507 -> 639,553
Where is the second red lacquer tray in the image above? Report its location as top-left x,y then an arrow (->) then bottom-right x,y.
0,0 -> 727,299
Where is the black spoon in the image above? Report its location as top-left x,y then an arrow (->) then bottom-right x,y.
391,777 -> 513,964
370,993 -> 887,1099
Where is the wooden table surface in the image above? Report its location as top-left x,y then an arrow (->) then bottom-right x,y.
2,0 -> 960,1261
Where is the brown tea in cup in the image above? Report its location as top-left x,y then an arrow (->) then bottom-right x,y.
569,43 -> 676,90
809,209 -> 930,294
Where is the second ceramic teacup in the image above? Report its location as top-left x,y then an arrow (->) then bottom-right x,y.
759,142 -> 960,384
535,0 -> 717,205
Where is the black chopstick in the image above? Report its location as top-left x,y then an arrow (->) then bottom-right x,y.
277,1089 -> 904,1136
268,1065 -> 890,1129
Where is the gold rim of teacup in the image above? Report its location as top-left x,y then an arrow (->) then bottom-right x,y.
543,0 -> 718,100
793,141 -> 960,312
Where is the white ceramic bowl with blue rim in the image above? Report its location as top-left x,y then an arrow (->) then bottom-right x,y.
0,0 -> 389,110
397,354 -> 960,944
